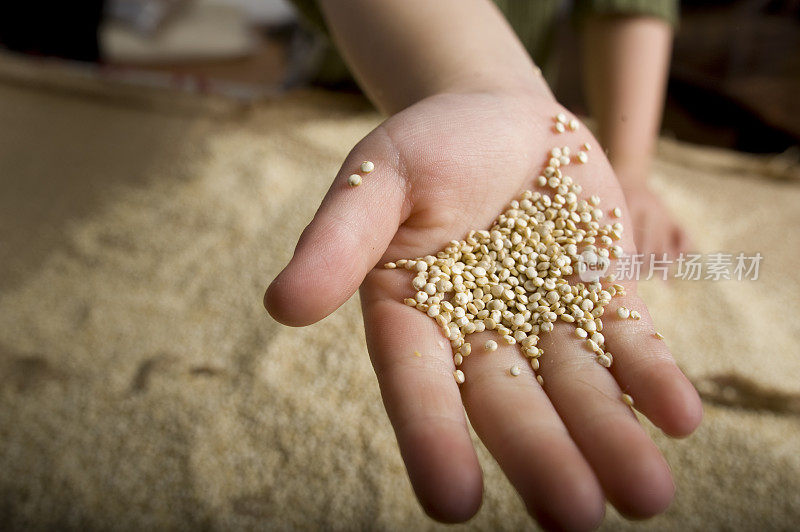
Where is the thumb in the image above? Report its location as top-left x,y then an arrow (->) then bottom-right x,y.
264,128 -> 407,326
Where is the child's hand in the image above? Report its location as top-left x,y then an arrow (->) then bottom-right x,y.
622,184 -> 693,260
265,90 -> 702,529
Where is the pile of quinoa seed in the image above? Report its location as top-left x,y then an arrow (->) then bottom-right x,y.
384,118 -> 631,385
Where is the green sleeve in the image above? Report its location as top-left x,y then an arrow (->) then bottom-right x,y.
574,0 -> 679,27
287,0 -> 355,86
290,0 -> 328,32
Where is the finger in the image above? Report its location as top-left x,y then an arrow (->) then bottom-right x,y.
663,226 -> 684,261
536,323 -> 676,519
459,332 -> 606,530
360,270 -> 482,523
643,223 -> 671,272
632,222 -> 651,258
672,226 -> 693,256
265,127 -> 408,326
601,291 -> 703,437
645,214 -> 670,260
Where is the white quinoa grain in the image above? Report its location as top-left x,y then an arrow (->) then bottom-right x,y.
360,160 -> 375,173
347,174 -> 362,187
622,393 -> 634,407
510,365 -> 521,376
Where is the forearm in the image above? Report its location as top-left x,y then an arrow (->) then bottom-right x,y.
582,16 -> 672,187
316,0 -> 553,114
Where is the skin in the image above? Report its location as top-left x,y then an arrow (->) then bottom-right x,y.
583,16 -> 692,259
265,1 -> 702,528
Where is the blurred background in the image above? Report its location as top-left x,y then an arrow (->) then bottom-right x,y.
1,1 -> 799,530
1,0 -> 797,152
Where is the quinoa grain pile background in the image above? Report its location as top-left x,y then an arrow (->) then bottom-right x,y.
1,59 -> 799,529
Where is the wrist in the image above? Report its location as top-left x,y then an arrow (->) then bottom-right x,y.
429,75 -> 556,114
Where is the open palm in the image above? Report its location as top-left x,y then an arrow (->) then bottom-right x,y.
265,91 -> 702,529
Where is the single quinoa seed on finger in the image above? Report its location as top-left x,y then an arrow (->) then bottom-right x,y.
348,174 -> 362,187
360,160 -> 375,173
654,332 -> 665,340
622,393 -> 634,407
